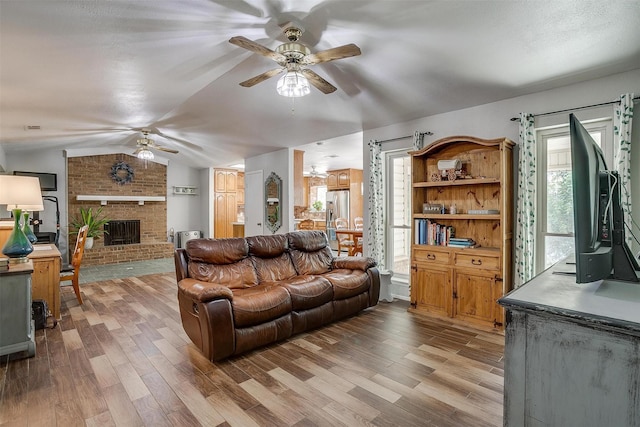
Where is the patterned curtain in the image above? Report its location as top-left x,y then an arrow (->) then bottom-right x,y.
514,113 -> 537,287
366,140 -> 385,269
413,130 -> 425,150
614,93 -> 634,245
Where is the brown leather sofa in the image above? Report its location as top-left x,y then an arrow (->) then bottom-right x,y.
174,230 -> 380,361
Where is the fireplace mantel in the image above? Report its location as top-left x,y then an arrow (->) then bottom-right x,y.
77,195 -> 166,205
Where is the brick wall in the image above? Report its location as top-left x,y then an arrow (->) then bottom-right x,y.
67,154 -> 174,265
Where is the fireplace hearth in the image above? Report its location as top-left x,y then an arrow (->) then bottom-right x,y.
104,220 -> 140,246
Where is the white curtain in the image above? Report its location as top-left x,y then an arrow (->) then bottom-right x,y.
514,113 -> 537,287
367,140 -> 385,270
614,93 -> 634,245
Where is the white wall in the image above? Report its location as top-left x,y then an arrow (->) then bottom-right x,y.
362,68 -> 640,299
245,148 -> 292,235
166,159 -> 206,242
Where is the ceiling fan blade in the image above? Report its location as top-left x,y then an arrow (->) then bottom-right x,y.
229,36 -> 286,64
301,69 -> 337,94
239,68 -> 285,87
154,146 -> 179,154
301,44 -> 361,65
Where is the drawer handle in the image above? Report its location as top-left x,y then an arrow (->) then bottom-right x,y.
471,259 -> 482,265
427,254 -> 436,260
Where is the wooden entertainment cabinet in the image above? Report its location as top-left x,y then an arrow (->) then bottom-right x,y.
409,136 -> 514,329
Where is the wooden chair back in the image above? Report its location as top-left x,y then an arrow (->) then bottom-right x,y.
60,225 -> 88,304
298,219 -> 315,230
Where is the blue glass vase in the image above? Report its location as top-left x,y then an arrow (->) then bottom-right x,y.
21,211 -> 38,244
2,208 -> 34,262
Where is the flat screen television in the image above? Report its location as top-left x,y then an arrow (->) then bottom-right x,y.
13,171 -> 57,191
570,113 -> 639,283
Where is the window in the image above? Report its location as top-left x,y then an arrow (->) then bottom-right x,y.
536,119 -> 612,272
385,151 -> 412,280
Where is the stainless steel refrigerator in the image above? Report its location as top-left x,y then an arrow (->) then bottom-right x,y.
326,190 -> 349,250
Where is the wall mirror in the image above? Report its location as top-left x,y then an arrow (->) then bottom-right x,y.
265,172 -> 282,233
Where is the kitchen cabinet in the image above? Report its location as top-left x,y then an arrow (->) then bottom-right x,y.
237,172 -> 245,205
326,168 -> 361,190
409,135 -> 514,329
214,169 -> 237,193
214,192 -> 237,238
214,169 -> 241,238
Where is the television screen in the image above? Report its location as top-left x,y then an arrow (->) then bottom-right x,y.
13,171 -> 57,191
570,114 -> 639,283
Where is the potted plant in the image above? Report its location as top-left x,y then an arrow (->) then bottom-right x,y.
312,200 -> 323,212
69,206 -> 110,249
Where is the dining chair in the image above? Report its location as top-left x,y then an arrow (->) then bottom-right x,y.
335,217 -> 355,255
60,225 -> 88,304
298,219 -> 315,230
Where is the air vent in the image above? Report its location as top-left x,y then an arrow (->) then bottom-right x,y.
24,125 -> 41,130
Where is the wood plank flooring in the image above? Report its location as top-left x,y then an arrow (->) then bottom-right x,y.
0,272 -> 505,426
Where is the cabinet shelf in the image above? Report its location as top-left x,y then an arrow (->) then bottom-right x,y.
413,177 -> 500,188
413,213 -> 500,221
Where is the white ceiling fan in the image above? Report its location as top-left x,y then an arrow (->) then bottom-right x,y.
229,25 -> 361,95
133,129 -> 179,159
308,165 -> 327,178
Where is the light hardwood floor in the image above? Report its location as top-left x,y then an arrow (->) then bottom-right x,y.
0,272 -> 505,426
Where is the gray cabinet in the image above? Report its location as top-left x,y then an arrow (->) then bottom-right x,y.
0,261 -> 35,358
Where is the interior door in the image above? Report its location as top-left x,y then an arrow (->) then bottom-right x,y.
244,170 -> 264,236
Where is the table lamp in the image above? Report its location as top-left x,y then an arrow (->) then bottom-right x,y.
0,175 -> 44,262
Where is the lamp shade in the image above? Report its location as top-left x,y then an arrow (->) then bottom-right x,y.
0,175 -> 44,209
0,175 -> 43,261
276,71 -> 311,98
137,148 -> 154,160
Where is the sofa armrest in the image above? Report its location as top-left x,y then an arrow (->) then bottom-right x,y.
174,249 -> 189,282
332,256 -> 377,271
178,278 -> 233,303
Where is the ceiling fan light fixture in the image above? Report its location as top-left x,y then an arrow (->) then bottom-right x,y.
276,70 -> 310,98
137,148 -> 154,160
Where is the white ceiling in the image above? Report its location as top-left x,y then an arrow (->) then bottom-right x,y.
1,1 -> 639,173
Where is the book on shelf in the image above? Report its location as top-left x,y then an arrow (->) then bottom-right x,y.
414,218 -> 454,246
0,257 -> 8,272
447,237 -> 478,248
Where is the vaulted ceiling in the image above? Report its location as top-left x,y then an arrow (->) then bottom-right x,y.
1,1 -> 639,172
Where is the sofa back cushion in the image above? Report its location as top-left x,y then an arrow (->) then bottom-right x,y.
186,238 -> 258,289
247,235 -> 297,282
287,231 -> 333,275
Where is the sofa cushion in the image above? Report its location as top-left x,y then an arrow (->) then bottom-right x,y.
322,269 -> 371,300
247,235 -> 297,281
187,238 -> 258,289
231,284 -> 292,328
274,275 -> 334,310
287,231 -> 333,275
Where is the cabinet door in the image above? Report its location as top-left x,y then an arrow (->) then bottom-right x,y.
31,256 -> 61,319
337,170 -> 350,188
454,270 -> 503,327
225,171 -> 237,192
213,193 -> 237,239
326,172 -> 339,189
225,192 -> 237,237
237,189 -> 245,205
214,170 -> 228,192
411,263 -> 452,317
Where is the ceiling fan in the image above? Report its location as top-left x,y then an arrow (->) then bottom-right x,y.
133,129 -> 179,159
309,165 -> 327,178
229,25 -> 361,95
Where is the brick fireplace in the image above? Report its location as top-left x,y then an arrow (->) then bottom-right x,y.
67,154 -> 174,266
